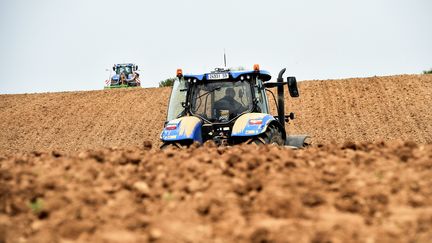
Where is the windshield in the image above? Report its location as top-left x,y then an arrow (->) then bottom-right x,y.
115,66 -> 132,75
191,81 -> 253,122
166,78 -> 187,121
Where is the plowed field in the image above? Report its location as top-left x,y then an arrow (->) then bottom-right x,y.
1,75 -> 431,155
1,74 -> 432,242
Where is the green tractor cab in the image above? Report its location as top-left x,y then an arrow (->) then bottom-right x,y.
160,65 -> 310,148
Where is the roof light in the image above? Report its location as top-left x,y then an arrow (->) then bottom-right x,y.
176,69 -> 183,77
253,64 -> 260,71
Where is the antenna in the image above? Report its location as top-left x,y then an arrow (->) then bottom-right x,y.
223,49 -> 227,68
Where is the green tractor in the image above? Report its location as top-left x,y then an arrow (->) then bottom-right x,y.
160,64 -> 310,148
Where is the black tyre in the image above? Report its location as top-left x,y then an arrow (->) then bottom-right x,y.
160,143 -> 178,150
160,140 -> 193,150
250,124 -> 284,146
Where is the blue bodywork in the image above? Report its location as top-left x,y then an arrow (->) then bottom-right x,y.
183,70 -> 271,82
231,113 -> 276,137
161,69 -> 277,145
160,117 -> 203,143
111,74 -> 120,81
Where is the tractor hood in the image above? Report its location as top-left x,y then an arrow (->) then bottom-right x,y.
111,74 -> 120,81
160,116 -> 202,143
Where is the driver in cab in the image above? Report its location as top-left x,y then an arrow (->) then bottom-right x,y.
214,88 -> 246,120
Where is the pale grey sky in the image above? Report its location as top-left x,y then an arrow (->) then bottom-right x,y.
0,0 -> 431,94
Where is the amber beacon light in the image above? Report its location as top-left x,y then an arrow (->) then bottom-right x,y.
253,64 -> 260,71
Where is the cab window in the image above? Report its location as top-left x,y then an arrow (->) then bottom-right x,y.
166,78 -> 187,121
254,78 -> 269,114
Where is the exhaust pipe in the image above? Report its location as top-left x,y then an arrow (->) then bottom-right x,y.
277,68 -> 286,130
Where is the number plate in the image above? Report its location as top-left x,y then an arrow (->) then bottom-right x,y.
207,73 -> 229,80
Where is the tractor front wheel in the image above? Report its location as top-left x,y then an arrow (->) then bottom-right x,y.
250,125 -> 284,146
160,140 -> 193,150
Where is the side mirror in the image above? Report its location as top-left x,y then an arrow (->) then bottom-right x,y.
287,76 -> 299,97
112,66 -> 115,71
136,65 -> 139,70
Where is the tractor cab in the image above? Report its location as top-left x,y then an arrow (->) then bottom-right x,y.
105,63 -> 141,89
161,65 -> 309,148
191,79 -> 254,123
167,67 -> 270,122
114,65 -> 134,76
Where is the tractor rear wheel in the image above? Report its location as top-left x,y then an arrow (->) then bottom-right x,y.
250,125 -> 284,146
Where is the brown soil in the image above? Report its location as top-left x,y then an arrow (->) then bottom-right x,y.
1,74 -> 432,242
1,142 -> 432,242
1,74 -> 431,155
285,74 -> 432,145
0,87 -> 171,155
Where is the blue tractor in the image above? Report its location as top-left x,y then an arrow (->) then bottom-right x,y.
160,65 -> 310,148
105,63 -> 141,89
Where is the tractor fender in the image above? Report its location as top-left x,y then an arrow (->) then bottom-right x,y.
231,113 -> 285,138
160,116 -> 202,143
